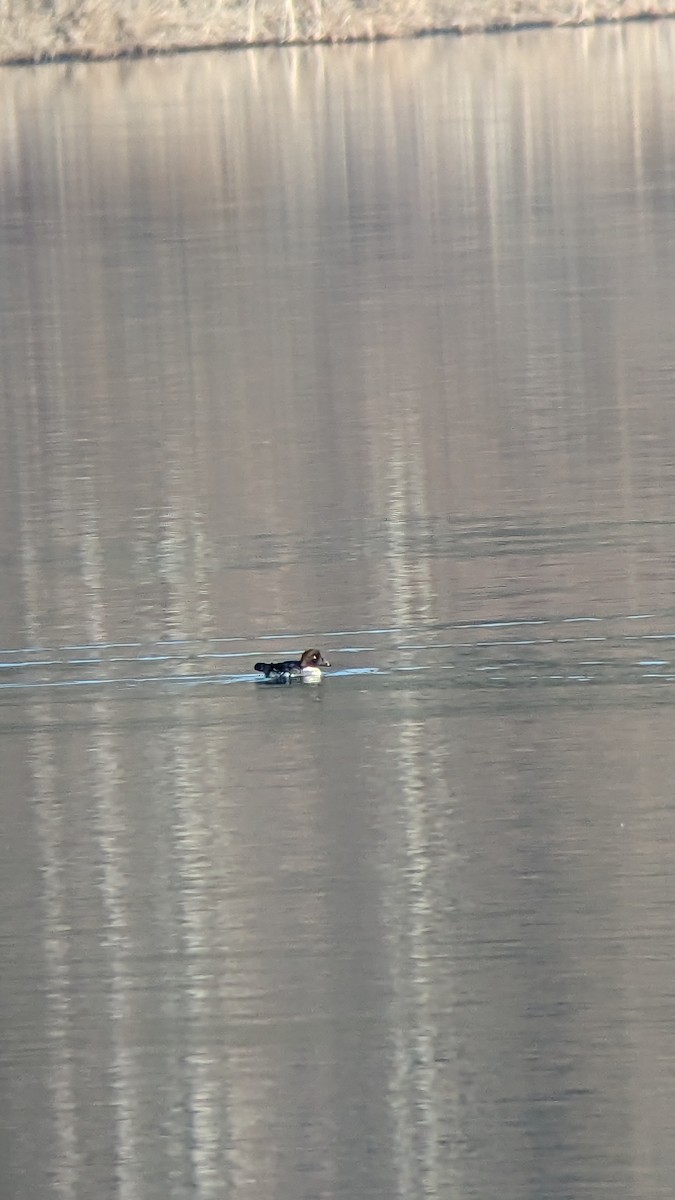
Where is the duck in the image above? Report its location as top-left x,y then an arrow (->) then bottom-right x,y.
254,648 -> 330,684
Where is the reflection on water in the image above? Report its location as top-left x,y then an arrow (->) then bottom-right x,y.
2,21 -> 675,1200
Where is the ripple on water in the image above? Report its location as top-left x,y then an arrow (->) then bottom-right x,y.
1,610 -> 675,696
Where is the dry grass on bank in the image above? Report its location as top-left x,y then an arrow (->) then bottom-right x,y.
1,0 -> 674,63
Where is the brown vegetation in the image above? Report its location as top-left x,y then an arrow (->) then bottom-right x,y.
0,0 -> 674,64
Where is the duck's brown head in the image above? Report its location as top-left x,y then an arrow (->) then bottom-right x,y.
300,648 -> 330,668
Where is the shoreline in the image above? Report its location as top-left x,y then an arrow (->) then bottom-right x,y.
1,2 -> 674,67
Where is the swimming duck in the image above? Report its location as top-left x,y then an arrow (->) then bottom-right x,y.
254,648 -> 330,684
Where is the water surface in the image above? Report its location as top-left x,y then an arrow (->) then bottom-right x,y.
2,22 -> 675,1200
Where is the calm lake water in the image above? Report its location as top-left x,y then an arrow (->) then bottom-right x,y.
2,20 -> 675,1200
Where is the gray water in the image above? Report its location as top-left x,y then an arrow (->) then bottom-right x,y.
2,21 -> 675,1200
